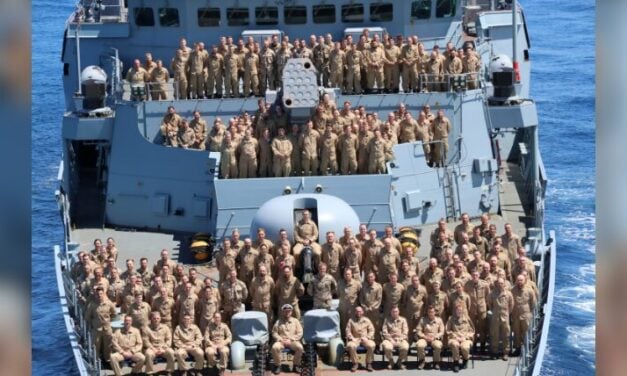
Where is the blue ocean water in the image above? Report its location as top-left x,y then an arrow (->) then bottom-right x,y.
31,0 -> 595,374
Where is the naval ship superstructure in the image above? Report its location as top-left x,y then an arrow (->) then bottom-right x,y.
54,0 -> 555,375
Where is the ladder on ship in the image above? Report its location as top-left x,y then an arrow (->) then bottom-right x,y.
442,166 -> 460,221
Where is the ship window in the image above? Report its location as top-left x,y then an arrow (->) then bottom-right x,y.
436,0 -> 456,18
133,7 -> 154,27
227,8 -> 250,26
313,4 -> 336,24
411,0 -> 431,19
256,7 -> 279,25
342,4 -> 364,23
198,7 -> 221,27
284,6 -> 307,25
370,2 -> 393,22
159,8 -> 179,27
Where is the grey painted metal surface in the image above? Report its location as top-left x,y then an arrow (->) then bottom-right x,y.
54,1 -> 554,375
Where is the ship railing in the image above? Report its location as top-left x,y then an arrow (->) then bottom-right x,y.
119,72 -> 482,103
463,0 -> 508,12
514,302 -> 541,375
119,80 -> 182,102
60,252 -> 102,374
73,0 -> 128,24
513,240 -> 550,375
462,0 -> 495,11
417,72 -> 482,93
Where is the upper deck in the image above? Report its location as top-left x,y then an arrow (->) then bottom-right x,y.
63,0 -> 532,113
71,0 -> 465,40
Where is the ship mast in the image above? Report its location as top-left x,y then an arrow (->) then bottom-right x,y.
512,0 -> 519,83
75,4 -> 83,95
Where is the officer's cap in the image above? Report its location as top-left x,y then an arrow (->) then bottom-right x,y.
281,304 -> 293,311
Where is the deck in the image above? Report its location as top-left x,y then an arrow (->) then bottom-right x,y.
66,160 -> 530,375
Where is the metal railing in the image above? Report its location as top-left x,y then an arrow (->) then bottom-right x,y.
513,234 -> 553,376
60,250 -> 102,375
416,72 -> 482,93
76,0 -> 128,23
119,71 -> 482,103
120,81 -> 181,102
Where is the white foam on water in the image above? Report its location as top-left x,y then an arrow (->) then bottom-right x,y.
556,285 -> 595,306
566,325 -> 595,368
557,216 -> 596,243
579,263 -> 595,277
548,184 -> 595,198
555,263 -> 596,314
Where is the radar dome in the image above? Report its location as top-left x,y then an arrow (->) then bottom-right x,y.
250,194 -> 360,243
81,65 -> 107,84
489,54 -> 513,73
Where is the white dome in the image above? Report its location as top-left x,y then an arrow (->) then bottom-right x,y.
489,54 -> 513,73
81,65 -> 107,83
250,193 -> 360,243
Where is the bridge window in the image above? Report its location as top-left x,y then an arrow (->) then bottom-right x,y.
411,0 -> 431,19
436,0 -> 456,18
256,7 -> 279,25
133,7 -> 154,27
370,2 -> 394,22
227,8 -> 250,26
158,8 -> 180,27
198,7 -> 221,27
313,4 -> 336,24
342,4 -> 364,23
284,6 -> 307,25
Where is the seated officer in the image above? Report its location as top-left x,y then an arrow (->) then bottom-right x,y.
110,315 -> 145,376
345,306 -> 376,372
446,303 -> 475,372
142,311 -> 176,375
415,305 -> 445,370
204,312 -> 232,376
271,304 -> 304,374
173,314 -> 204,374
292,210 -> 321,261
381,306 -> 410,370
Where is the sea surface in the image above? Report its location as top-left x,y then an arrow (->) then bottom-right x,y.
31,0 -> 595,374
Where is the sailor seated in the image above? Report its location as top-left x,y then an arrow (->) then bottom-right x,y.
204,312 -> 232,375
380,306 -> 410,370
271,304 -> 304,374
110,315 -> 145,376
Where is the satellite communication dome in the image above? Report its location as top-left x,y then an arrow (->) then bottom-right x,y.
489,54 -> 513,74
81,65 -> 107,84
250,194 -> 360,243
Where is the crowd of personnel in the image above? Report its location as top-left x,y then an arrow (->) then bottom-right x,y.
158,99 -> 452,178
71,212 -> 537,375
124,29 -> 482,101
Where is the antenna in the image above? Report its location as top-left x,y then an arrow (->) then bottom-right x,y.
512,0 -> 520,83
75,3 -> 83,96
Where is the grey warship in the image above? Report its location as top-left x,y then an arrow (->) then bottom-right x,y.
54,0 -> 556,375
